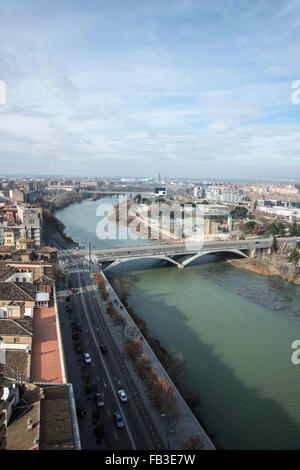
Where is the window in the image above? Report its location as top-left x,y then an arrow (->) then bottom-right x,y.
14,337 -> 20,343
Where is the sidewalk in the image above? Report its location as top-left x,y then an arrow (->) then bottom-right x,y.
92,271 -> 215,450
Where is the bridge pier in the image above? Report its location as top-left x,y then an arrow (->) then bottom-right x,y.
177,264 -> 184,269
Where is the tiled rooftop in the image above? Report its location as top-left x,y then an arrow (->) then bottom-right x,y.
2,349 -> 29,384
0,318 -> 34,336
0,282 -> 35,301
39,384 -> 74,450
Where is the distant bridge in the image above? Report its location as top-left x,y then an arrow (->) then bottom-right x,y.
59,237 -> 299,271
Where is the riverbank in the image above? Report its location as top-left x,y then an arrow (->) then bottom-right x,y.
108,199 -> 183,244
42,208 -> 79,249
100,271 -> 215,450
227,256 -> 300,285
50,198 -> 300,449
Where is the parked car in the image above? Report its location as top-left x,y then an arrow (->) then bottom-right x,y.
100,344 -> 108,353
76,323 -> 83,332
118,390 -> 128,402
76,400 -> 87,418
85,385 -> 92,400
95,392 -> 104,407
83,353 -> 91,363
113,411 -> 125,429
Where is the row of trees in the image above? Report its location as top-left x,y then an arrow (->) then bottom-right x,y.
106,301 -> 127,328
125,336 -> 204,448
112,277 -> 131,302
94,271 -> 108,301
238,219 -> 300,237
125,337 -> 181,423
98,272 -> 205,449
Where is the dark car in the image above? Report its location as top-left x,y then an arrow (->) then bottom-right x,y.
95,392 -> 104,407
113,411 -> 125,429
75,323 -> 83,332
76,400 -> 87,418
76,406 -> 87,418
100,344 -> 108,353
85,385 -> 92,400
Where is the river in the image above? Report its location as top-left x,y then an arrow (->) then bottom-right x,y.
56,198 -> 300,449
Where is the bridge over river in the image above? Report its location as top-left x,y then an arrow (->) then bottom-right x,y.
58,237 -> 299,270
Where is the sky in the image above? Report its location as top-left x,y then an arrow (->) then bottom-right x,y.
0,0 -> 300,180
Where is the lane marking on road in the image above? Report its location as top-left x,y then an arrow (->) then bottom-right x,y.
114,432 -> 118,440
107,409 -> 110,416
76,269 -> 137,450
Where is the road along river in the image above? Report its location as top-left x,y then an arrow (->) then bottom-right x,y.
56,198 -> 300,449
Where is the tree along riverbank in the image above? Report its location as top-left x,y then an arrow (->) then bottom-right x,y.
37,189 -> 106,212
109,276 -> 219,448
42,209 -> 79,249
228,254 -> 300,286
96,272 -> 216,450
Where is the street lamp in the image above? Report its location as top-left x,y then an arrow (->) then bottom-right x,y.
161,411 -> 173,450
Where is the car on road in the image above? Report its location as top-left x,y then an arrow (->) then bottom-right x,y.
113,411 -> 125,429
85,385 -> 92,400
75,323 -> 83,332
95,392 -> 104,407
83,353 -> 92,363
100,344 -> 108,353
76,400 -> 87,418
118,389 -> 128,402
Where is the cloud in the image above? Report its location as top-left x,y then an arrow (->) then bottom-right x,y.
0,0 -> 299,178
272,1 -> 297,18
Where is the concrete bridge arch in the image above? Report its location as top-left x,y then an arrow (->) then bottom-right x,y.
102,248 -> 249,271
181,249 -> 249,267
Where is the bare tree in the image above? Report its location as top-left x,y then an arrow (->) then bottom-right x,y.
148,375 -> 180,422
112,312 -> 127,328
182,434 -> 204,450
112,278 -> 121,296
136,353 -> 152,380
125,336 -> 143,362
167,353 -> 188,384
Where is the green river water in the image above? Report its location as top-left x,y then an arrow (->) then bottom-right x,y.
56,199 -> 300,449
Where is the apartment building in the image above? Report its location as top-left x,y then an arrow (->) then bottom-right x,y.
16,204 -> 43,247
9,190 -> 25,204
206,186 -> 243,204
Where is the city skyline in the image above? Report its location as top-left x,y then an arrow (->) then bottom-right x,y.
0,0 -> 300,178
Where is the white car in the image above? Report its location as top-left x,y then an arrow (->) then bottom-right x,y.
118,390 -> 128,402
83,353 -> 92,364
